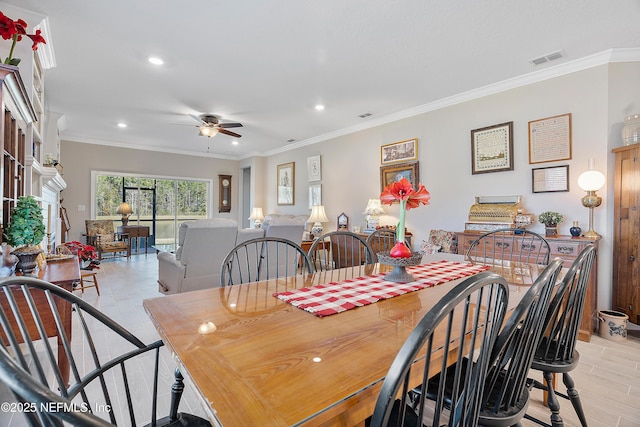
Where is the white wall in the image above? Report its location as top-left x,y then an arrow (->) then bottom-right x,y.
60,61 -> 640,313
261,63 -> 637,311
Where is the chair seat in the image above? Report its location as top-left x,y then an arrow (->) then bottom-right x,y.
530,349 -> 580,373
100,241 -> 129,249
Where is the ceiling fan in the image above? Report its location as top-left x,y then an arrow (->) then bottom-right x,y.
188,114 -> 243,138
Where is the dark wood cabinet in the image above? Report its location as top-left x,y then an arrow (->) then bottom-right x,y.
612,143 -> 640,324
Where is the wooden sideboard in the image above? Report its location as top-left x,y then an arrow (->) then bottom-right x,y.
456,231 -> 600,341
1,256 -> 81,383
301,232 -> 413,255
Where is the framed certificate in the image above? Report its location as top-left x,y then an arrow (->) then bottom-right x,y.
528,113 -> 572,164
532,165 -> 570,193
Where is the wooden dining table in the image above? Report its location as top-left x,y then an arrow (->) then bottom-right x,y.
143,254 -> 546,427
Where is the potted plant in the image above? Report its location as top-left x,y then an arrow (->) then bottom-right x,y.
3,195 -> 46,273
538,211 -> 563,237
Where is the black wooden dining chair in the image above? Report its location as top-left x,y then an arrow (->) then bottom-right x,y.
367,271 -> 509,427
309,231 -> 375,271
419,258 -> 564,427
525,244 -> 597,427
465,228 -> 551,266
220,236 -> 312,286
0,276 -> 211,427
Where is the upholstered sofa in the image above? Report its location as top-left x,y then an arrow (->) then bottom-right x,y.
157,216 -> 307,294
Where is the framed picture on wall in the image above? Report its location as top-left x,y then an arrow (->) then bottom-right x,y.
380,161 -> 420,192
528,113 -> 572,164
277,162 -> 295,205
381,138 -> 418,165
307,155 -> 322,181
309,183 -> 321,209
532,164 -> 570,193
471,121 -> 514,174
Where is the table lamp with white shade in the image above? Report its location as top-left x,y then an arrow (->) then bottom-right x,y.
363,199 -> 385,232
577,160 -> 606,239
248,207 -> 265,228
308,205 -> 329,237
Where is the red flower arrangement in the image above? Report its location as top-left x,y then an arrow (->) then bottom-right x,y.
0,11 -> 46,66
65,241 -> 99,269
380,177 -> 431,258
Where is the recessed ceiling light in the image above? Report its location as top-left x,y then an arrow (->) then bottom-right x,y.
232,140 -> 239,145
117,122 -> 127,128
148,56 -> 164,65
315,104 -> 325,111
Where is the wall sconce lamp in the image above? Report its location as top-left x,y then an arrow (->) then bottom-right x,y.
308,205 -> 329,237
577,160 -> 605,240
248,207 -> 265,229
363,199 -> 385,232
116,202 -> 133,226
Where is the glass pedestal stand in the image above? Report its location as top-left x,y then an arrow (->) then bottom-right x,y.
377,252 -> 422,283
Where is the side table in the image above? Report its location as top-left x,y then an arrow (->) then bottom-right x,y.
117,225 -> 150,254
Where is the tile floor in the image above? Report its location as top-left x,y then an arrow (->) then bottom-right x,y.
2,253 -> 640,426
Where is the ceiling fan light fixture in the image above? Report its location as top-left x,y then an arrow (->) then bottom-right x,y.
200,126 -> 219,138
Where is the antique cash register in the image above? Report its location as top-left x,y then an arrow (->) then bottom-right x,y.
464,195 -> 533,233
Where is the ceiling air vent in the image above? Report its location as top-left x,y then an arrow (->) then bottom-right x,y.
529,50 -> 565,66
286,138 -> 296,143
358,112 -> 372,118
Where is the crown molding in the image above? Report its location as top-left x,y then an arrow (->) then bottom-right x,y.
263,48 -> 640,157
35,17 -> 56,69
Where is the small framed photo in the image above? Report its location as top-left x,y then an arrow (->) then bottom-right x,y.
532,165 -> 570,193
277,162 -> 295,205
380,161 -> 420,192
307,155 -> 321,181
337,213 -> 349,230
381,138 -> 418,165
471,122 -> 514,174
308,183 -> 322,209
528,113 -> 572,164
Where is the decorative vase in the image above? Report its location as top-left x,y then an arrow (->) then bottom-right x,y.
11,247 -> 43,274
570,221 -> 582,237
377,251 -> 422,283
389,241 -> 412,258
545,225 -> 558,237
622,113 -> 640,146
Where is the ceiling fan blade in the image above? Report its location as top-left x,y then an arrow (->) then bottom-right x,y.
218,128 -> 242,138
188,113 -> 206,125
217,122 -> 243,129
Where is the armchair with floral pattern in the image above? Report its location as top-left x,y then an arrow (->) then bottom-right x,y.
423,229 -> 458,254
83,220 -> 130,260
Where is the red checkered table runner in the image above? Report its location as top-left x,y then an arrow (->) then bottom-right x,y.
273,260 -> 490,317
